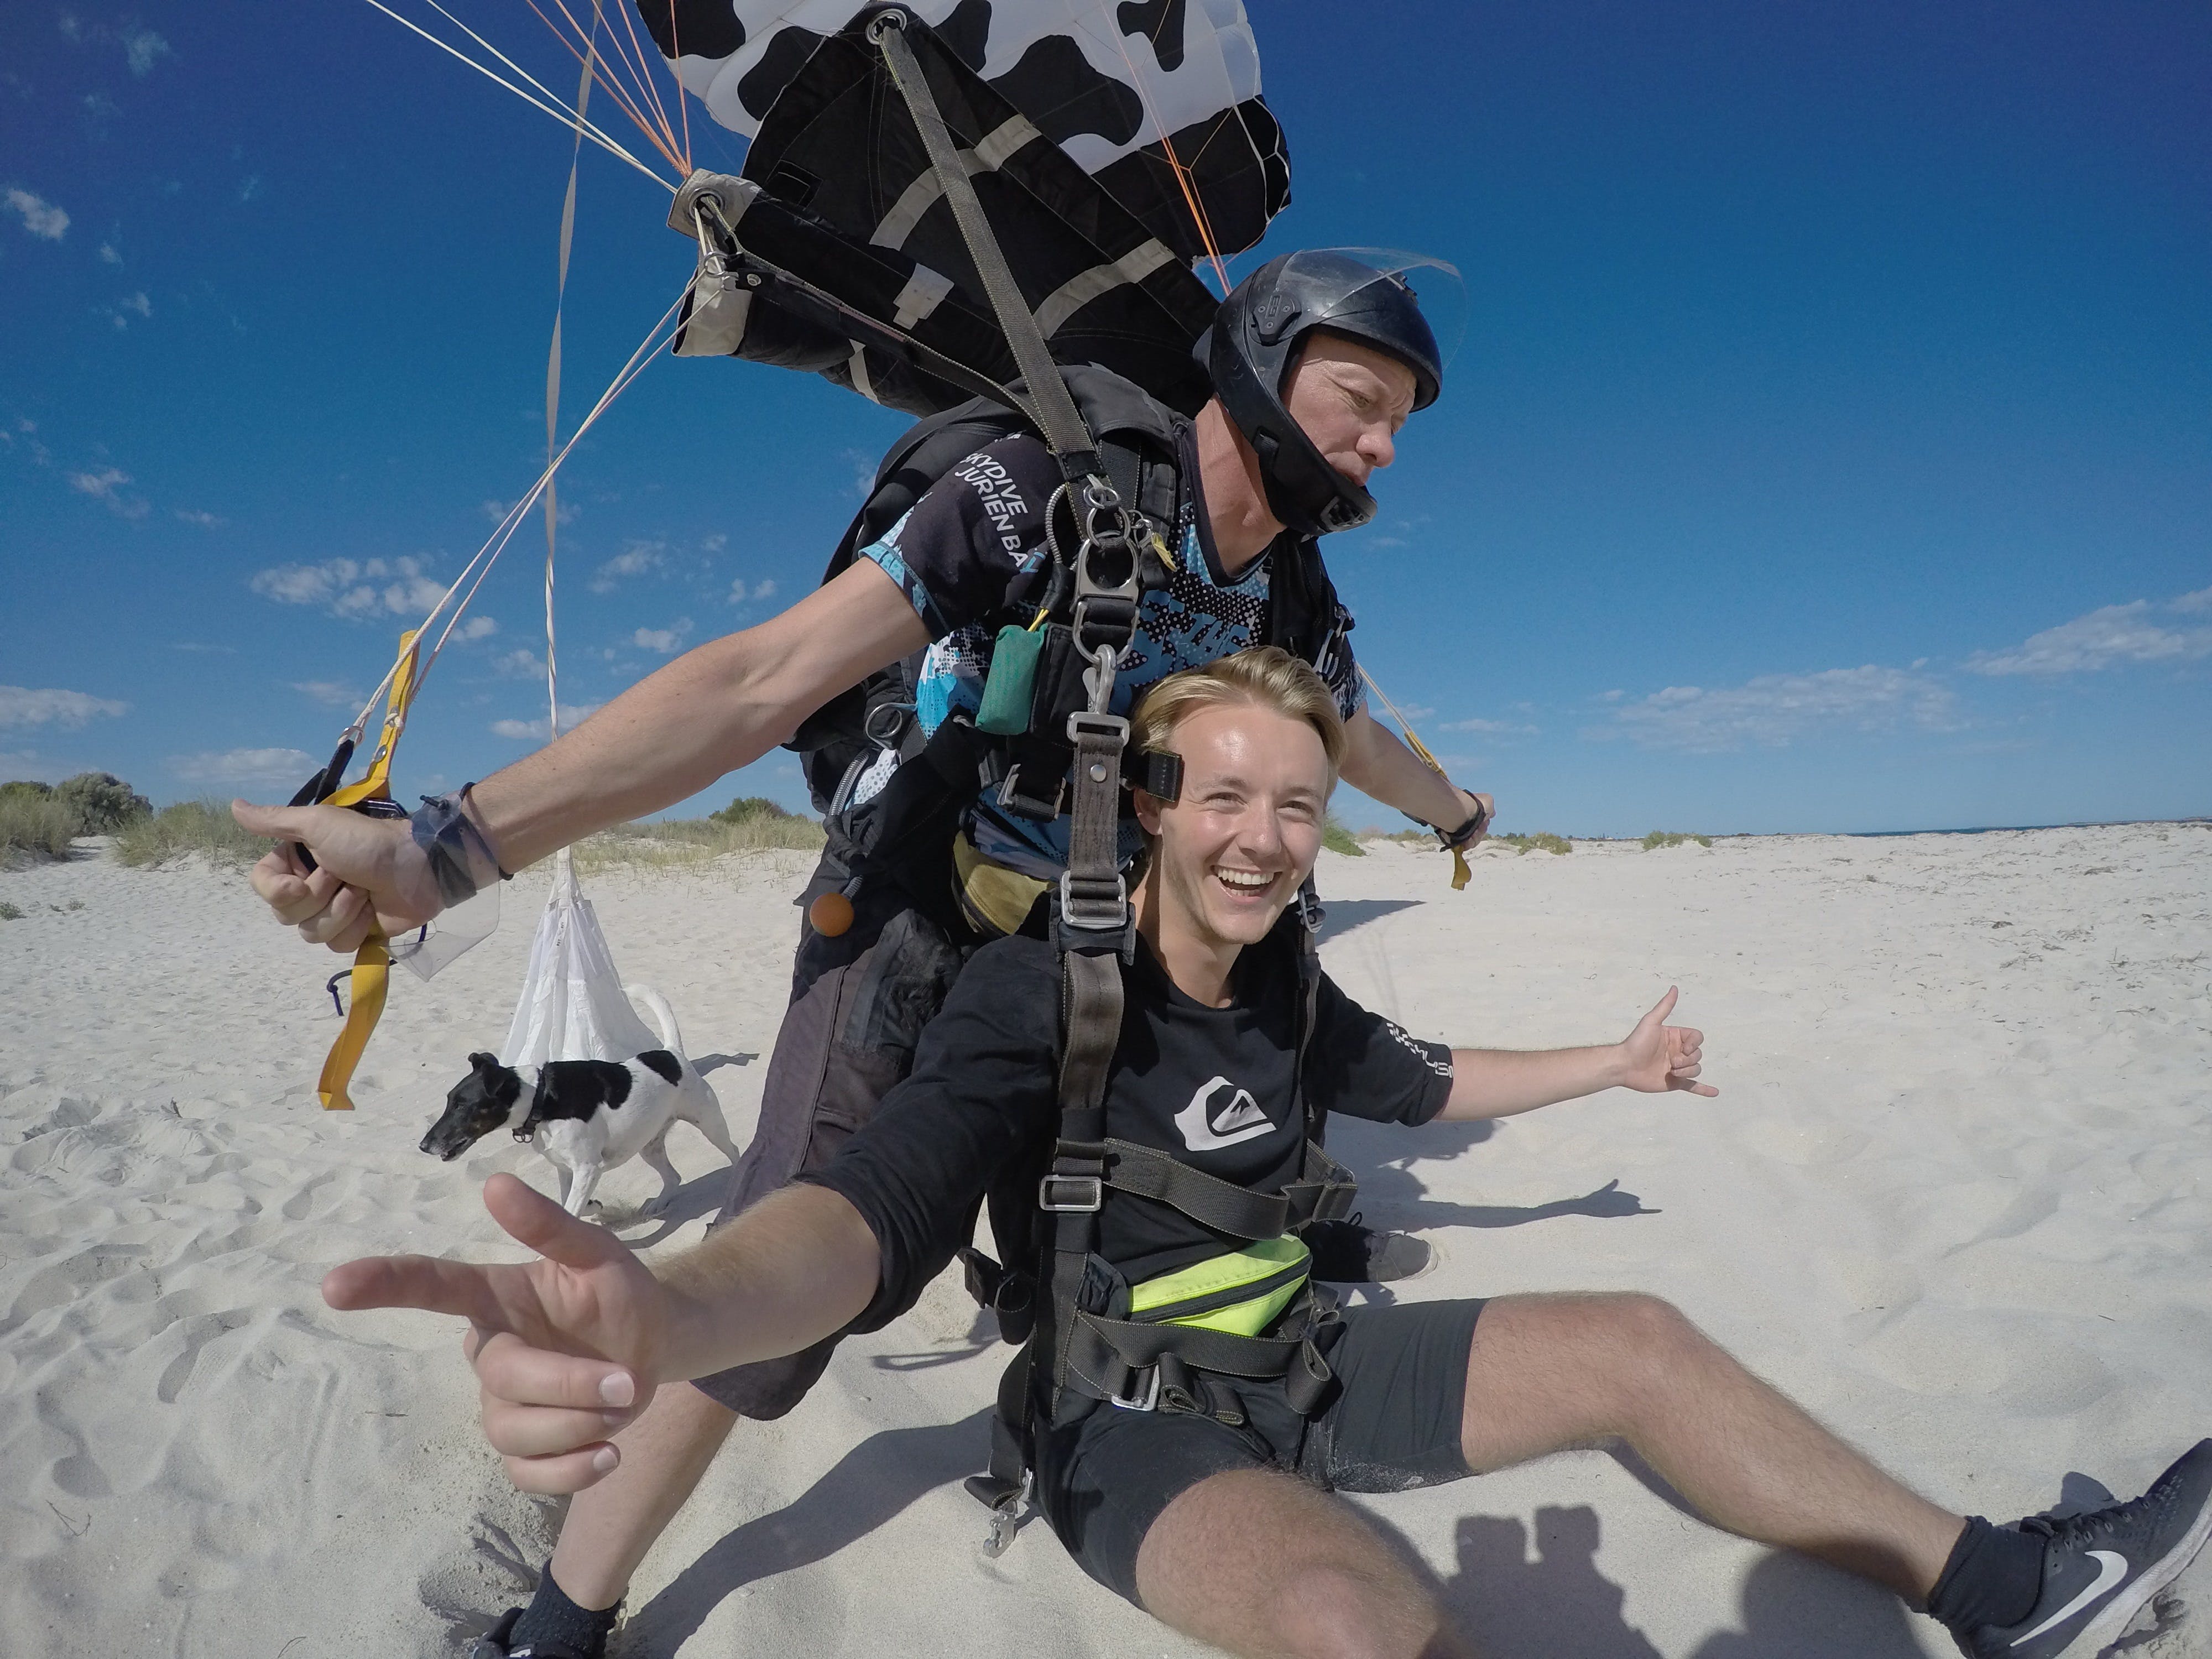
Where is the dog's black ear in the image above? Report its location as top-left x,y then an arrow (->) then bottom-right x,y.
469,1051 -> 499,1072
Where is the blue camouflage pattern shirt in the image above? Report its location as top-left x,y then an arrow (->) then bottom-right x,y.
858,429 -> 1362,877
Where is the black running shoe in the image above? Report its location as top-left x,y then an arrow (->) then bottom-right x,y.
1957,1438 -> 2212,1659
1301,1214 -> 1432,1283
467,1608 -> 606,1659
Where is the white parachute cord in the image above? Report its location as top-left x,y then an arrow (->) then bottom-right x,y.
410,289 -> 687,696
342,288 -> 687,736
355,0 -> 671,191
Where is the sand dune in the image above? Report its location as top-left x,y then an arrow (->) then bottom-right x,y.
3,824 -> 2208,1656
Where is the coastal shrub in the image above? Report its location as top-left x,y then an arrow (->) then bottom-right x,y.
1322,815 -> 1366,857
1,791 -> 82,862
1641,831 -> 1713,850
1495,831 -> 1572,856
572,809 -> 825,875
711,795 -> 801,826
0,901 -> 24,921
54,771 -> 153,833
114,799 -> 272,868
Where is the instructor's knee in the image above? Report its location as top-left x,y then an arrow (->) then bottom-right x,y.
1596,1292 -> 1706,1393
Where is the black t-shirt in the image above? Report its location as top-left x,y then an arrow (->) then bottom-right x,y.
855,429 -> 1365,875
805,928 -> 1455,1332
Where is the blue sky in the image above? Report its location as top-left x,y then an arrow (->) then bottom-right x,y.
3,1 -> 2208,836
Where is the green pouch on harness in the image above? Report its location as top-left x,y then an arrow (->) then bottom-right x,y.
975,624 -> 1046,736
1128,1237 -> 1312,1338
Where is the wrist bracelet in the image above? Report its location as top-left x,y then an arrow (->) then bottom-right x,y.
1438,797 -> 1491,851
410,784 -> 510,908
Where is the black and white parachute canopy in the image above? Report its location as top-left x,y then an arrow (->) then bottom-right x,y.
641,1 -> 1294,415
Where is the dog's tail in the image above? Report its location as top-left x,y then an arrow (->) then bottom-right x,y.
624,984 -> 685,1058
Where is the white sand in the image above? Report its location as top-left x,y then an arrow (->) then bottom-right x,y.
3,824 -> 2209,1657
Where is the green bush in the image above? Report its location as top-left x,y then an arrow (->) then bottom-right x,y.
711,795 -> 801,826
0,791 -> 81,862
0,901 -> 24,921
114,799 -> 273,869
1641,830 -> 1713,850
1321,815 -> 1366,857
1495,831 -> 1572,856
54,771 -> 152,833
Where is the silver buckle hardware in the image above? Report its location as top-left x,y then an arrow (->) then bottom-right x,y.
1065,708 -> 1129,752
1108,1364 -> 1161,1412
1057,868 -> 1129,931
1037,1173 -> 1103,1212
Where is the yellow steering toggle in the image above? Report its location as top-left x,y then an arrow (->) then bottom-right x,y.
314,632 -> 420,1110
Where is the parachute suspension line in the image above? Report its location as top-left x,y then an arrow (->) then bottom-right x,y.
528,0 -> 682,171
543,24 -> 596,744
610,0 -> 686,172
1357,664 -> 1475,891
354,0 -> 673,189
413,0 -> 682,178
340,289 -> 690,738
1070,1 -> 1232,294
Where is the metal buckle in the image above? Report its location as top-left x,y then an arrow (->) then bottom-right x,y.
1037,1172 -> 1103,1212
1057,869 -> 1128,931
1108,1365 -> 1160,1412
994,763 -> 1064,821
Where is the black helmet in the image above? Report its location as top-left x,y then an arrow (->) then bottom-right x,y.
1203,249 -> 1450,537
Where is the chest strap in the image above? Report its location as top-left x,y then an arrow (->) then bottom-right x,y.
1050,1137 -> 1357,1241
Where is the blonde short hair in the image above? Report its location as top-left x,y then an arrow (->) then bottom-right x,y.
1131,646 -> 1347,789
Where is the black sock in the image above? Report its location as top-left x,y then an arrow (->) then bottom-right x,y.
508,1568 -> 620,1657
1926,1516 -> 2046,1632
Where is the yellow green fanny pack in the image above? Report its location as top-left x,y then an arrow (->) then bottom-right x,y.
1128,1236 -> 1312,1338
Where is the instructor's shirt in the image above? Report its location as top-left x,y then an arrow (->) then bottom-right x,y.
856,430 -> 1364,878
805,928 -> 1454,1333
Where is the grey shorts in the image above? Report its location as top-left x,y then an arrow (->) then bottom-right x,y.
691,899 -> 966,1418
1036,1296 -> 1486,1604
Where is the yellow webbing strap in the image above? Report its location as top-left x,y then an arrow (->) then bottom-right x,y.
1358,666 -> 1472,891
315,632 -> 420,1110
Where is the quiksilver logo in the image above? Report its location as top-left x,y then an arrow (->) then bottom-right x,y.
1174,1076 -> 1274,1151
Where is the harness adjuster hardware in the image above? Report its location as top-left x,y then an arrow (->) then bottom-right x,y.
1057,868 -> 1129,932
1037,1173 -> 1104,1212
1108,1364 -> 1161,1412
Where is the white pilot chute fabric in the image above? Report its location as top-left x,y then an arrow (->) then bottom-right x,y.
499,851 -> 662,1068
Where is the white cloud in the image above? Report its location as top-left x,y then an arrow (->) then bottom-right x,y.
702,533 -> 727,554
588,541 -> 663,593
493,648 -> 547,679
119,291 -> 150,319
491,702 -> 602,742
1968,591 -> 2212,676
1443,716 -> 1537,735
290,681 -> 365,709
249,555 -> 448,620
237,175 -> 261,205
452,615 -> 498,643
0,685 -> 128,729
1600,665 -> 1958,753
98,242 -> 121,265
67,466 -> 148,518
633,619 -> 692,654
727,577 -> 778,606
121,25 -> 170,76
484,495 -> 575,526
169,747 -> 315,786
6,189 -> 69,241
173,508 -> 221,527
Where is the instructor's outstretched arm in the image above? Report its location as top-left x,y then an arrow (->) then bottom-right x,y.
324,1173 -> 881,1493
236,560 -> 929,953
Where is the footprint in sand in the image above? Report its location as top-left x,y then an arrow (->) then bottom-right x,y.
155,1308 -> 255,1404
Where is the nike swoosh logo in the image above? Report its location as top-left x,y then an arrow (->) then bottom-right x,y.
1173,1076 -> 1274,1151
2012,1550 -> 2128,1646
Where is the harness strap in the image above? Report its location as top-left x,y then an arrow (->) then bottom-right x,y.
1097,1138 -> 1359,1240
1066,1300 -> 1339,1417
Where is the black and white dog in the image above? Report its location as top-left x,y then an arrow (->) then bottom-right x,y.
420,986 -> 740,1219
